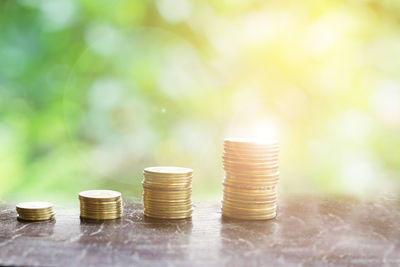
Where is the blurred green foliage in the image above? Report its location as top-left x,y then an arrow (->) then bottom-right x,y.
1,0 -> 400,203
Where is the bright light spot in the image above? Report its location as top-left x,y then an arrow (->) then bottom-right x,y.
156,0 -> 192,24
161,108 -> 166,113
225,119 -> 280,141
303,12 -> 354,54
85,23 -> 121,56
172,121 -> 212,157
251,123 -> 279,140
157,44 -> 201,98
333,110 -> 373,143
339,151 -> 381,196
276,87 -> 308,119
239,12 -> 275,45
88,78 -> 124,111
39,0 -> 77,31
371,79 -> 400,128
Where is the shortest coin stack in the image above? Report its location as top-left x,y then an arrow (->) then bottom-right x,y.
142,166 -> 193,219
79,190 -> 122,220
16,202 -> 55,221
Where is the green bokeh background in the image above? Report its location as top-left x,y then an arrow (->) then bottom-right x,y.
1,0 -> 400,203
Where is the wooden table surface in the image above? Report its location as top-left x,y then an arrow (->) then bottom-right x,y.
1,196 -> 399,266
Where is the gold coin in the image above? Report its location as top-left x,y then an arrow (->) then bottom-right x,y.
144,212 -> 192,220
80,204 -> 122,210
224,144 -> 280,152
142,192 -> 191,198
224,172 -> 279,179
143,192 -> 191,198
142,182 -> 192,190
222,199 -> 276,209
225,172 -> 280,180
224,138 -> 279,147
144,166 -> 193,176
80,208 -> 122,213
223,180 -> 279,188
143,177 -> 193,184
18,213 -> 56,218
80,209 -> 122,214
80,199 -> 122,204
18,216 -> 55,221
79,198 -> 122,203
223,195 -> 277,204
224,167 -> 279,176
142,194 -> 191,200
222,200 -> 276,210
142,184 -> 192,191
144,204 -> 192,211
223,183 -> 278,191
144,208 -> 193,214
143,196 -> 191,202
143,197 -> 191,203
16,202 -> 53,210
143,203 -> 192,209
222,211 -> 276,220
17,213 -> 55,218
221,210 -> 276,219
222,159 -> 279,168
223,181 -> 277,190
224,149 -> 280,158
223,153 -> 279,161
79,190 -> 121,201
223,164 -> 280,173
16,208 -> 54,214
223,191 -> 277,200
221,208 -> 276,217
223,162 -> 279,169
224,149 -> 280,156
144,199 -> 192,205
224,162 -> 279,170
223,151 -> 279,160
223,192 -> 277,200
80,214 -> 121,220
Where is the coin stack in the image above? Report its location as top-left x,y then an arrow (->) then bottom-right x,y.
79,190 -> 122,220
142,166 -> 193,219
222,138 -> 280,220
16,202 -> 55,221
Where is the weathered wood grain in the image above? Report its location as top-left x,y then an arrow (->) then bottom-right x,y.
0,197 -> 399,266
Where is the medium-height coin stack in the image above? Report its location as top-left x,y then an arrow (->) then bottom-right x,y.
79,190 -> 123,220
222,138 -> 280,220
16,202 -> 55,221
142,166 -> 193,219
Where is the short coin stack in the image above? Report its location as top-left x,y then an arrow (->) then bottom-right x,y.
222,138 -> 280,220
142,166 -> 193,219
16,202 -> 55,221
79,190 -> 122,220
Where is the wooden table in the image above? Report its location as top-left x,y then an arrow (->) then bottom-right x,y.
1,197 -> 399,266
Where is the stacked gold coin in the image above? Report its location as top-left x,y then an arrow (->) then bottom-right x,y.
142,166 -> 193,219
222,138 -> 280,220
16,202 -> 55,221
79,190 -> 122,220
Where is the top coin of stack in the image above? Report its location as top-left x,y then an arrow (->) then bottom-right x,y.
222,138 -> 280,220
16,202 -> 55,221
142,166 -> 193,219
79,190 -> 122,220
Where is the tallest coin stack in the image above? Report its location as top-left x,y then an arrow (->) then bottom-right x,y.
222,138 -> 280,220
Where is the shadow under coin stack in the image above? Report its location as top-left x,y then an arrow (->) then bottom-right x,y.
222,138 -> 280,220
16,202 -> 55,221
79,190 -> 122,220
142,167 -> 193,219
